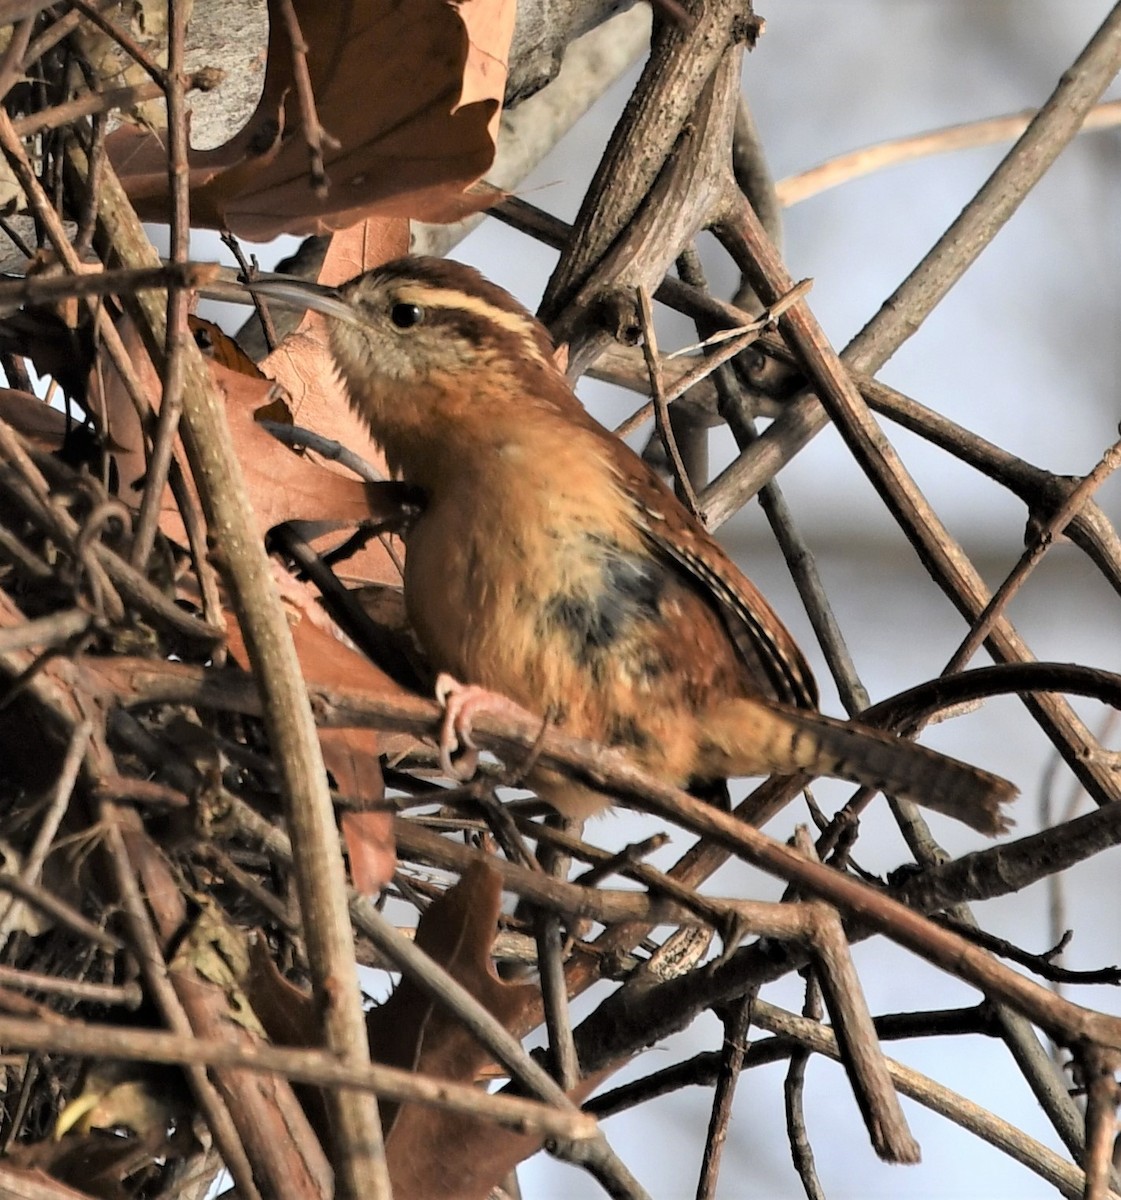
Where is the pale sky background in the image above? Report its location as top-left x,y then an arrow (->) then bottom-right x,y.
194,2 -> 1121,1196
463,3 -> 1121,1197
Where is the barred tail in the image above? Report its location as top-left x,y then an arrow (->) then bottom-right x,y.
700,698 -> 1017,835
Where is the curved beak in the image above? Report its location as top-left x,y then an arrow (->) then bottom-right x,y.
244,276 -> 363,327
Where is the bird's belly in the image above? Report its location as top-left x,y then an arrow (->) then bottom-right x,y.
401,506 -> 720,786
404,514 -> 604,712
402,508 -> 551,703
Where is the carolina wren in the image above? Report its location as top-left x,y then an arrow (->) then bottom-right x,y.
252,258 -> 1016,834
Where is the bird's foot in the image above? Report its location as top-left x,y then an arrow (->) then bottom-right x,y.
434,673 -> 536,780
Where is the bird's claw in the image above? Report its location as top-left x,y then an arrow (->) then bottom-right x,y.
435,673 -> 485,780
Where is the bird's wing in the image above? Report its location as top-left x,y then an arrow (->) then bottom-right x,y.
624,464 -> 819,710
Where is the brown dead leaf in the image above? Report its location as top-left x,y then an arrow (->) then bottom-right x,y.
368,861 -> 534,1088
245,564 -> 413,701
0,307 -> 95,405
0,387 -> 66,451
311,614 -> 396,895
224,567 -> 420,880
90,314 -> 159,502
106,0 -> 517,239
213,362 -> 378,531
95,317 -> 405,587
189,313 -> 266,378
258,220 -> 405,461
317,218 -> 411,286
320,727 -> 384,809
244,934 -> 319,1047
366,861 -> 543,1197
240,934 -> 339,1155
341,808 -> 396,895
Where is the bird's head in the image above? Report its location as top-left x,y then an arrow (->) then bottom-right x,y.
249,255 -> 607,487
251,256 -> 561,414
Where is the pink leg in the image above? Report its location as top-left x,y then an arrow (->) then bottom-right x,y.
434,673 -> 539,780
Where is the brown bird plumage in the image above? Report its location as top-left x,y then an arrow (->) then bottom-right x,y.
254,257 -> 1016,834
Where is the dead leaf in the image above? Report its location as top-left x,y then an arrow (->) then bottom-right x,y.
189,313 -> 266,378
366,862 -> 543,1197
0,307 -> 95,405
244,934 -> 319,1046
223,567 -> 418,882
258,220 -> 405,461
0,387 -> 67,451
94,320 -> 405,583
242,935 -> 333,1149
313,644 -> 396,896
106,0 -> 517,239
213,363 -> 378,532
341,808 -> 396,895
317,218 -> 411,287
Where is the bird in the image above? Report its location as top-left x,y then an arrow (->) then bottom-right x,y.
251,257 -> 1016,835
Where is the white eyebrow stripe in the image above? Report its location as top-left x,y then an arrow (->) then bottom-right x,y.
394,284 -> 549,367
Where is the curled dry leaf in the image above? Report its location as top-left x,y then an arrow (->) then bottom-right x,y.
256,217 -> 406,461
0,386 -> 67,451
106,0 -> 518,238
367,861 -> 545,1199
243,935 -> 334,1145
94,312 -> 405,588
208,359 -> 379,532
314,216 -> 412,288
224,567 -> 420,886
245,863 -> 593,1200
340,802 -> 397,896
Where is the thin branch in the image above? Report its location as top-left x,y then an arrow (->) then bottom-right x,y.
695,989 -> 754,1200
636,284 -> 701,516
751,1001 -> 1118,1200
0,1009 -> 598,1142
777,98 -> 1121,207
944,435 -> 1121,673
274,0 -> 339,197
783,982 -> 826,1200
130,0 -> 194,571
72,141 -> 391,1199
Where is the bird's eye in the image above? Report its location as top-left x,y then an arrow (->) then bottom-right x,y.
390,302 -> 424,329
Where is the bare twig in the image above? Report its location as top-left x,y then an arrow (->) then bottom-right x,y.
695,989 -> 754,1200
73,141 -> 391,1199
274,0 -> 339,197
783,981 -> 826,1200
777,98 -> 1121,207
636,284 -> 701,516
0,1009 -> 598,1141
129,0 -> 193,572
944,435 -> 1121,673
